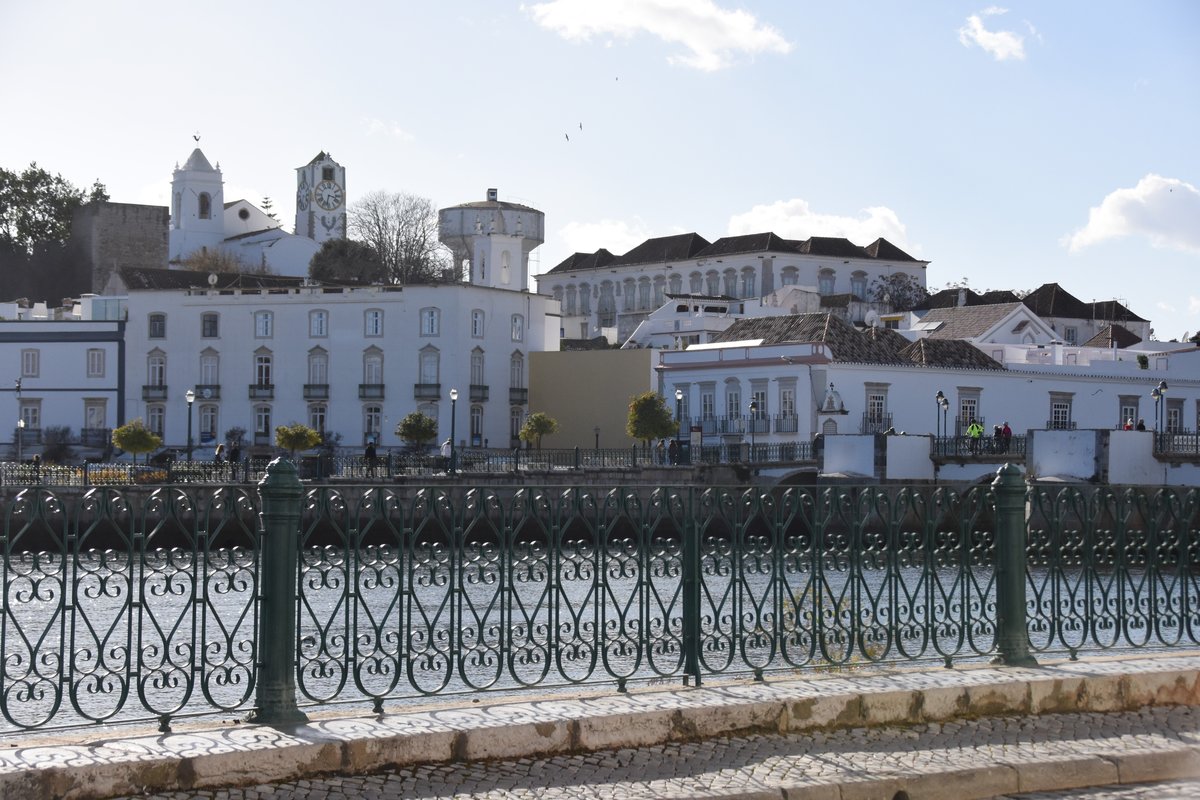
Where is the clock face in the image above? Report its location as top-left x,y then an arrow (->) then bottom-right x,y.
315,180 -> 343,211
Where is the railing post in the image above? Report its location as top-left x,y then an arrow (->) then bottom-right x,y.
991,464 -> 1037,667
573,446 -> 581,471
247,457 -> 309,725
682,487 -> 702,685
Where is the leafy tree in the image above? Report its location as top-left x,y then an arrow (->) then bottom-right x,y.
519,412 -> 559,450
869,272 -> 929,311
626,392 -> 677,446
348,191 -> 454,284
309,238 -> 387,284
0,163 -> 108,253
112,419 -> 162,463
275,423 -> 321,458
396,411 -> 438,450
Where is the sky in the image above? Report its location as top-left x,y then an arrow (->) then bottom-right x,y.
2,1 -> 1198,340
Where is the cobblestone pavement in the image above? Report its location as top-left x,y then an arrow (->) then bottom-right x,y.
119,706 -> 1200,799
1004,781 -> 1200,798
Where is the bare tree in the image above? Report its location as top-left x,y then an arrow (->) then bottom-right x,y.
348,191 -> 455,284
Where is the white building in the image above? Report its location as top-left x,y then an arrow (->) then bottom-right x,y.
121,189 -> 558,455
0,296 -> 128,458
167,148 -> 344,277
657,312 -> 1199,452
539,232 -> 925,346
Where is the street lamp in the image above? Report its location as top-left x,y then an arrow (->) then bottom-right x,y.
13,377 -> 21,462
934,390 -> 945,438
748,399 -> 759,458
1151,380 -> 1168,435
594,426 -> 600,450
674,388 -> 684,448
449,388 -> 458,475
185,388 -> 196,461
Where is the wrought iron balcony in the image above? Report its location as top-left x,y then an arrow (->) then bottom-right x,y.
414,383 -> 441,400
861,413 -> 893,434
304,384 -> 329,400
1046,419 -> 1077,430
470,384 -> 489,402
193,384 -> 220,401
249,384 -> 275,400
774,414 -> 799,433
142,385 -> 168,401
359,384 -> 385,400
748,417 -> 771,434
509,388 -> 529,405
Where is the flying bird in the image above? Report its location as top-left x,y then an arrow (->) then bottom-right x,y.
192,132 -> 201,142
579,122 -> 583,130
564,133 -> 569,142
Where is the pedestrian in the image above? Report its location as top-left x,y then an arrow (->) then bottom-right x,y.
214,443 -> 225,462
656,439 -> 666,465
668,439 -> 679,465
1001,421 -> 1012,452
1136,419 -> 1146,431
365,440 -> 378,478
992,425 -> 1003,453
441,438 -> 452,457
1123,419 -> 1133,431
966,418 -> 984,454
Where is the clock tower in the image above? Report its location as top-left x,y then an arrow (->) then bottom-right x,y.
295,152 -> 346,244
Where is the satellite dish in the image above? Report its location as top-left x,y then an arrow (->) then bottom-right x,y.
201,388 -> 213,400
865,310 -> 880,328
208,273 -> 218,287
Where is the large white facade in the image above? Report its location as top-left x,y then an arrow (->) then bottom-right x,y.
122,280 -> 559,454
539,233 -> 926,345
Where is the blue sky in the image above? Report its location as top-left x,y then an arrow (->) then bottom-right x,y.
2,1 -> 1197,339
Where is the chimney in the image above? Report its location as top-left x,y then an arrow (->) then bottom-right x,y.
487,188 -> 498,202
957,288 -> 966,307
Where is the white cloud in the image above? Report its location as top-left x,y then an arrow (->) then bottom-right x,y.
726,199 -> 913,250
1064,174 -> 1200,254
524,0 -> 791,71
958,8 -> 1026,61
557,218 -> 658,259
363,117 -> 415,141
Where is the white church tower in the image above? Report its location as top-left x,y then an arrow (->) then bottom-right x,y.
295,152 -> 346,244
438,188 -> 545,291
169,148 -> 225,262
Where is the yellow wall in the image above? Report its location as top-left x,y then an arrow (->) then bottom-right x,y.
529,350 -> 655,449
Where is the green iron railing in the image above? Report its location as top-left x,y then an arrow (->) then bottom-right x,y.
0,461 -> 1197,732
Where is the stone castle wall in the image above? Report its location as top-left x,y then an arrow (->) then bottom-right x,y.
72,202 -> 169,292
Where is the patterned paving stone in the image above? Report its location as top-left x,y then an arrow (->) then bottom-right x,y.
117,706 -> 1200,800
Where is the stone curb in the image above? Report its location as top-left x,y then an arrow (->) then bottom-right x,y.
1,655 -> 1199,800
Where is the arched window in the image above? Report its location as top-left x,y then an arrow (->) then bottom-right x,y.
850,271 -> 867,301
637,279 -> 651,309
623,279 -> 636,311
818,269 -> 836,295
199,193 -> 212,220
669,273 -> 682,294
706,271 -> 720,296
740,269 -> 756,298
470,348 -> 485,386
308,348 -> 328,385
579,283 -> 591,314
564,286 -> 577,315
780,266 -> 798,286
722,270 -> 737,297
689,272 -> 703,293
510,352 -> 525,388
652,276 -> 665,307
598,282 -> 616,327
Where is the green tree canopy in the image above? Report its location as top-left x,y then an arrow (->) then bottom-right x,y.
111,419 -> 162,463
626,392 -> 677,446
308,238 -> 387,285
518,412 -> 559,450
869,272 -> 929,311
275,423 -> 321,458
0,163 -> 107,253
395,411 -> 438,449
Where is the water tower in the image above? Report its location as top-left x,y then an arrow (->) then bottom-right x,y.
439,189 -> 544,292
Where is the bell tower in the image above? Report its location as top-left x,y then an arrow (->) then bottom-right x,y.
295,152 -> 346,244
168,148 -> 225,262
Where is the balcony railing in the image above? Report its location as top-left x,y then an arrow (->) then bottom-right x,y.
142,385 -> 168,401
249,384 -> 275,400
509,388 -> 528,405
1155,431 -> 1200,456
748,417 -> 770,434
774,415 -> 799,434
933,435 -> 1027,459
470,384 -> 489,402
1046,420 -> 1077,430
359,384 -> 385,400
193,384 -> 220,401
253,431 -> 272,446
414,383 -> 441,400
304,384 -> 329,400
861,413 -> 893,434
12,427 -> 42,446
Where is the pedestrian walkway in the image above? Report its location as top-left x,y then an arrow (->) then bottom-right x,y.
3,653 -> 1200,800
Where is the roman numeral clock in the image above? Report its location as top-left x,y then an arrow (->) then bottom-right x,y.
295,152 -> 346,243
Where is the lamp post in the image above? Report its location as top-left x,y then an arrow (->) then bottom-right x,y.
594,426 -> 600,450
185,388 -> 195,461
14,377 -> 21,462
934,390 -> 945,438
674,388 -> 684,450
449,388 -> 458,476
1151,380 -> 1167,435
748,399 -> 759,458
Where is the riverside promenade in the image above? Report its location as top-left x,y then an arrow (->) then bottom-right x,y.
4,652 -> 1200,800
